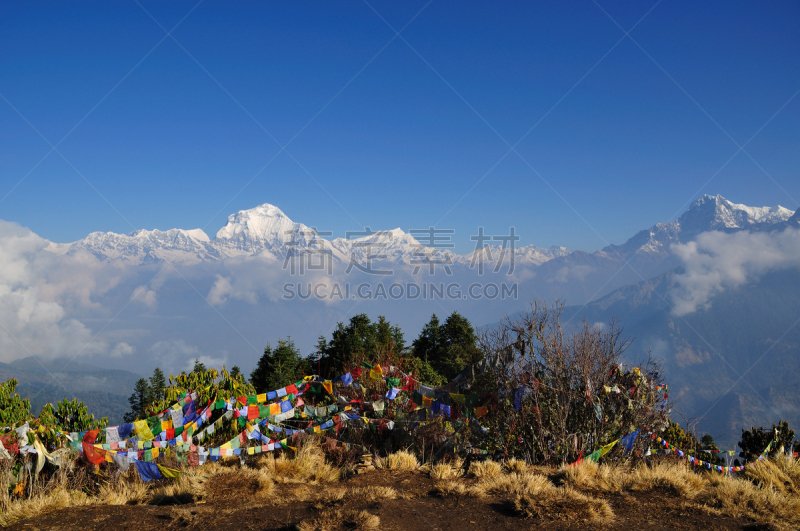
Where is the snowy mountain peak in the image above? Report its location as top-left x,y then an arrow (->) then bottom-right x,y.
606,195 -> 794,257
679,194 -> 794,238
128,228 -> 210,243
214,203 -> 317,252
67,228 -> 217,264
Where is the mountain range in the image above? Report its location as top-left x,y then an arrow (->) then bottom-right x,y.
43,195 -> 795,313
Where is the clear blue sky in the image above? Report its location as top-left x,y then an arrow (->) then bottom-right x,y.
1,0 -> 798,253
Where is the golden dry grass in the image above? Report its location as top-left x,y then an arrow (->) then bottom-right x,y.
744,457 -> 796,493
504,458 -> 528,475
514,485 -> 614,523
699,471 -> 800,531
627,461 -> 707,498
6,449 -> 800,530
297,508 -> 380,531
374,450 -> 419,472
468,459 -> 502,478
192,464 -> 275,502
0,485 -> 91,527
269,442 -> 340,483
555,460 -> 627,493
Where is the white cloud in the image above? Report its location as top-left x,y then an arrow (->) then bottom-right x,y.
670,228 -> 800,315
109,342 -> 135,358
0,222 -> 106,362
183,355 -> 228,374
130,285 -> 157,308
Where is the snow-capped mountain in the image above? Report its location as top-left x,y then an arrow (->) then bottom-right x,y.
54,203 -> 569,268
214,203 -> 323,257
51,227 -> 219,264
604,194 -> 794,257
49,195 -> 793,271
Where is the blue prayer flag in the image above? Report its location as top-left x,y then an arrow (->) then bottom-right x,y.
621,430 -> 639,454
135,461 -> 162,482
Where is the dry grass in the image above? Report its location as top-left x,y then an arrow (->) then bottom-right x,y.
6,448 -> 800,530
514,485 -> 614,523
349,485 -> 398,502
297,508 -> 380,531
504,458 -> 528,475
744,458 -> 796,494
269,442 -> 340,483
700,471 -> 800,531
627,461 -> 707,498
0,483 -> 91,526
312,484 -> 398,509
189,464 -> 275,503
468,459 -> 502,478
774,453 -> 800,486
97,475 -> 150,505
428,457 -> 463,480
556,460 -> 627,493
375,450 -> 419,472
477,471 -> 552,497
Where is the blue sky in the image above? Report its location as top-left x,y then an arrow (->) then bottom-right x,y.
1,0 -> 798,253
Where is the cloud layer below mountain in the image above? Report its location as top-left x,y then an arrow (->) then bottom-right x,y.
670,227 -> 800,315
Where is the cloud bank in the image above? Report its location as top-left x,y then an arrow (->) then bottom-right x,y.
670,228 -> 800,315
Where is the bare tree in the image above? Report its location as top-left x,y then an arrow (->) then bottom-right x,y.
476,299 -> 670,465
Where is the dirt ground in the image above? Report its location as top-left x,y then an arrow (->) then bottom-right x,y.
6,469 -> 761,530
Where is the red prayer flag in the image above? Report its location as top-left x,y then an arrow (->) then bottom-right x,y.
82,429 -> 105,465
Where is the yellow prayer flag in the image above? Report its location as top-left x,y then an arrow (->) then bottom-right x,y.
137,441 -> 145,449
247,447 -> 255,455
161,420 -> 172,431
422,396 -> 433,408
369,365 -> 384,380
270,403 -> 280,415
157,464 -> 182,479
152,447 -> 159,459
134,420 -> 154,441
257,393 -> 267,404
322,380 -> 333,394
599,439 -> 619,457
314,426 -> 322,433
221,442 -> 232,450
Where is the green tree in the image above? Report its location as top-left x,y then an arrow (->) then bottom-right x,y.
124,378 -> 152,422
230,366 -> 241,380
149,368 -> 166,401
39,398 -> 108,434
192,359 -> 207,373
317,314 -> 404,376
251,338 -> 309,391
739,421 -> 797,458
412,312 -> 482,381
0,379 -> 31,426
